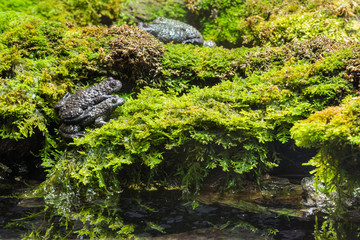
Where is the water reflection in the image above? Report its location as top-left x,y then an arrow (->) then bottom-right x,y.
1,185 -> 360,239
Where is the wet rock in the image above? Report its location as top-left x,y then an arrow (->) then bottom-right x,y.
200,175 -> 304,217
139,17 -> 216,47
301,176 -> 360,214
301,176 -> 329,208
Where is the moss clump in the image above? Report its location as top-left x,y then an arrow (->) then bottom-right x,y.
3,0 -> 360,48
1,19 -> 67,58
118,0 -> 187,25
103,25 -> 165,84
0,0 -> 124,26
290,96 -> 360,237
3,13 -> 354,141
159,36 -> 356,92
291,95 -> 360,184
159,44 -> 248,91
282,36 -> 346,63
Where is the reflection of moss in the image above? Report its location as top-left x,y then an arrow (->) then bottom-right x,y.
313,217 -> 360,240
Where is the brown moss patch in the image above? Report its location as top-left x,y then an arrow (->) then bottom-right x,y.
103,25 -> 165,84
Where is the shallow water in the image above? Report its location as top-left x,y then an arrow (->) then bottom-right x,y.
0,185 -> 33,239
2,182 -> 360,240
117,190 -> 316,240
0,184 -> 316,240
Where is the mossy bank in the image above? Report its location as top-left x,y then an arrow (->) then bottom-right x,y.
1,0 -> 360,239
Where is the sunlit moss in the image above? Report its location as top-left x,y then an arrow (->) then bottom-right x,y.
291,95 -> 360,173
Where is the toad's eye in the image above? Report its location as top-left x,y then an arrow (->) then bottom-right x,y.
112,98 -> 117,103
109,81 -> 117,87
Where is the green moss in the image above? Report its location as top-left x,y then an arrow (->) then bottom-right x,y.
291,95 -> 360,172
0,16 -> 166,140
0,0 -> 124,26
187,0 -> 360,47
1,19 -> 66,58
159,44 -> 248,91
117,0 -> 187,25
0,0 -> 188,28
33,38 -> 358,237
3,0 -> 360,48
4,14 -> 354,140
2,4 -> 360,237
159,36 -> 356,93
290,94 -> 360,220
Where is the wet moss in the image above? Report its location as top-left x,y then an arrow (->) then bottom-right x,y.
159,36 -> 356,93
3,11 -> 353,141
290,45 -> 360,196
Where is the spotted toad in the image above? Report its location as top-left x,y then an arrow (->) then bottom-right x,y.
59,95 -> 125,139
55,77 -> 123,123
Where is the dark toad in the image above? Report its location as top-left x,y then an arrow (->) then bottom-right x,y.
139,17 -> 216,47
59,95 -> 125,139
55,77 -> 122,123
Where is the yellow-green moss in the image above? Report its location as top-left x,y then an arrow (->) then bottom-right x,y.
187,0 -> 360,47
35,40 -> 357,237
0,16 -> 166,139
2,3 -> 360,237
